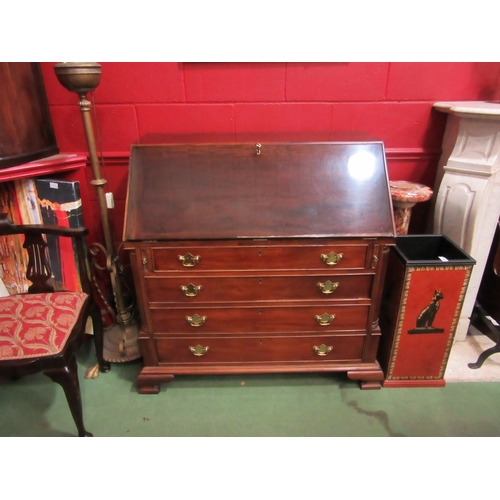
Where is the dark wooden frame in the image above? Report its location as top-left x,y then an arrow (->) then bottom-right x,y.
0,62 -> 59,169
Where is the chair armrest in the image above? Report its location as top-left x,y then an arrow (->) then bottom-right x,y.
0,213 -> 88,238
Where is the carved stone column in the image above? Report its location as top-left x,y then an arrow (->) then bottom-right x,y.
431,101 -> 500,341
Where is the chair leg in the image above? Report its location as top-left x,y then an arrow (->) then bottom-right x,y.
44,353 -> 92,437
91,303 -> 111,373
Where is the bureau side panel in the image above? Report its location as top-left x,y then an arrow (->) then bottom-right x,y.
127,246 -> 159,366
362,242 -> 394,363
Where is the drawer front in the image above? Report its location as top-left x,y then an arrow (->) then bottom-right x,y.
146,273 -> 374,303
156,335 -> 365,363
151,243 -> 368,272
150,304 -> 369,333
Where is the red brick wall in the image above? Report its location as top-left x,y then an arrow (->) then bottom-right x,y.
40,62 -> 500,240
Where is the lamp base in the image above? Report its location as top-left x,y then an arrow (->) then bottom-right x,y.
103,321 -> 142,363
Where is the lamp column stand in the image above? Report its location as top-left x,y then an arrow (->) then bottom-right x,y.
54,62 -> 140,367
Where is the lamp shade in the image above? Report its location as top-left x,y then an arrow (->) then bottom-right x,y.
54,62 -> 101,94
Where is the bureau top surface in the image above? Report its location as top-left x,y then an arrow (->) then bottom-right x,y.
124,137 -> 396,241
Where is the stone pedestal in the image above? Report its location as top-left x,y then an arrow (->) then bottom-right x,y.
431,101 -> 500,341
390,180 -> 433,235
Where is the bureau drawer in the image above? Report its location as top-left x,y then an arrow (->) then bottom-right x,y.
156,334 -> 365,364
150,243 -> 368,272
150,304 -> 369,333
146,273 -> 374,303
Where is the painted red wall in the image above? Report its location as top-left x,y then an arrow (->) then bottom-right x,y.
40,62 -> 500,241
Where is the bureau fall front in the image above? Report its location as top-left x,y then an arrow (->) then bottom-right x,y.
123,133 -> 396,392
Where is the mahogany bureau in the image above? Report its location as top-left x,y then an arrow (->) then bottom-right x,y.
123,133 -> 396,393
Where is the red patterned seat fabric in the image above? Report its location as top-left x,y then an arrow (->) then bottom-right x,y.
0,292 -> 88,360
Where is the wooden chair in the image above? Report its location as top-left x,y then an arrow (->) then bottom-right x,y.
0,213 -> 110,436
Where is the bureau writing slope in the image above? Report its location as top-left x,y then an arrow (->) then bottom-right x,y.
123,133 -> 396,393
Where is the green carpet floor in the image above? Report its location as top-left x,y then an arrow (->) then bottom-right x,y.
2,339 -> 500,438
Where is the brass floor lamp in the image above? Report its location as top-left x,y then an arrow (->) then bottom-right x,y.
54,63 -> 140,371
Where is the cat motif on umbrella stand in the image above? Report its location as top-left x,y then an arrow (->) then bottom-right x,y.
409,289 -> 445,334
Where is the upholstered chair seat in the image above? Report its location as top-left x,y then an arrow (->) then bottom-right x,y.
0,292 -> 89,360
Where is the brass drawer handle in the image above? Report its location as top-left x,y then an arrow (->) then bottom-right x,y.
320,251 -> 343,266
185,314 -> 207,327
189,344 -> 209,356
313,344 -> 333,356
317,280 -> 339,294
178,253 -> 200,267
181,283 -> 203,297
315,312 -> 336,326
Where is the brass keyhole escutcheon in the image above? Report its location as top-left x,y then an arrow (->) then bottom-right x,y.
185,314 -> 207,327
317,280 -> 339,294
141,248 -> 148,269
320,251 -> 343,266
178,253 -> 200,267
181,283 -> 202,297
313,344 -> 333,356
315,312 -> 336,326
189,344 -> 209,357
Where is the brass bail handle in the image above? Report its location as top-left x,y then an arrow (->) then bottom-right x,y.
185,313 -> 207,327
178,253 -> 200,267
181,283 -> 203,297
189,345 -> 209,356
320,251 -> 343,266
313,344 -> 333,356
315,312 -> 336,326
317,280 -> 339,294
